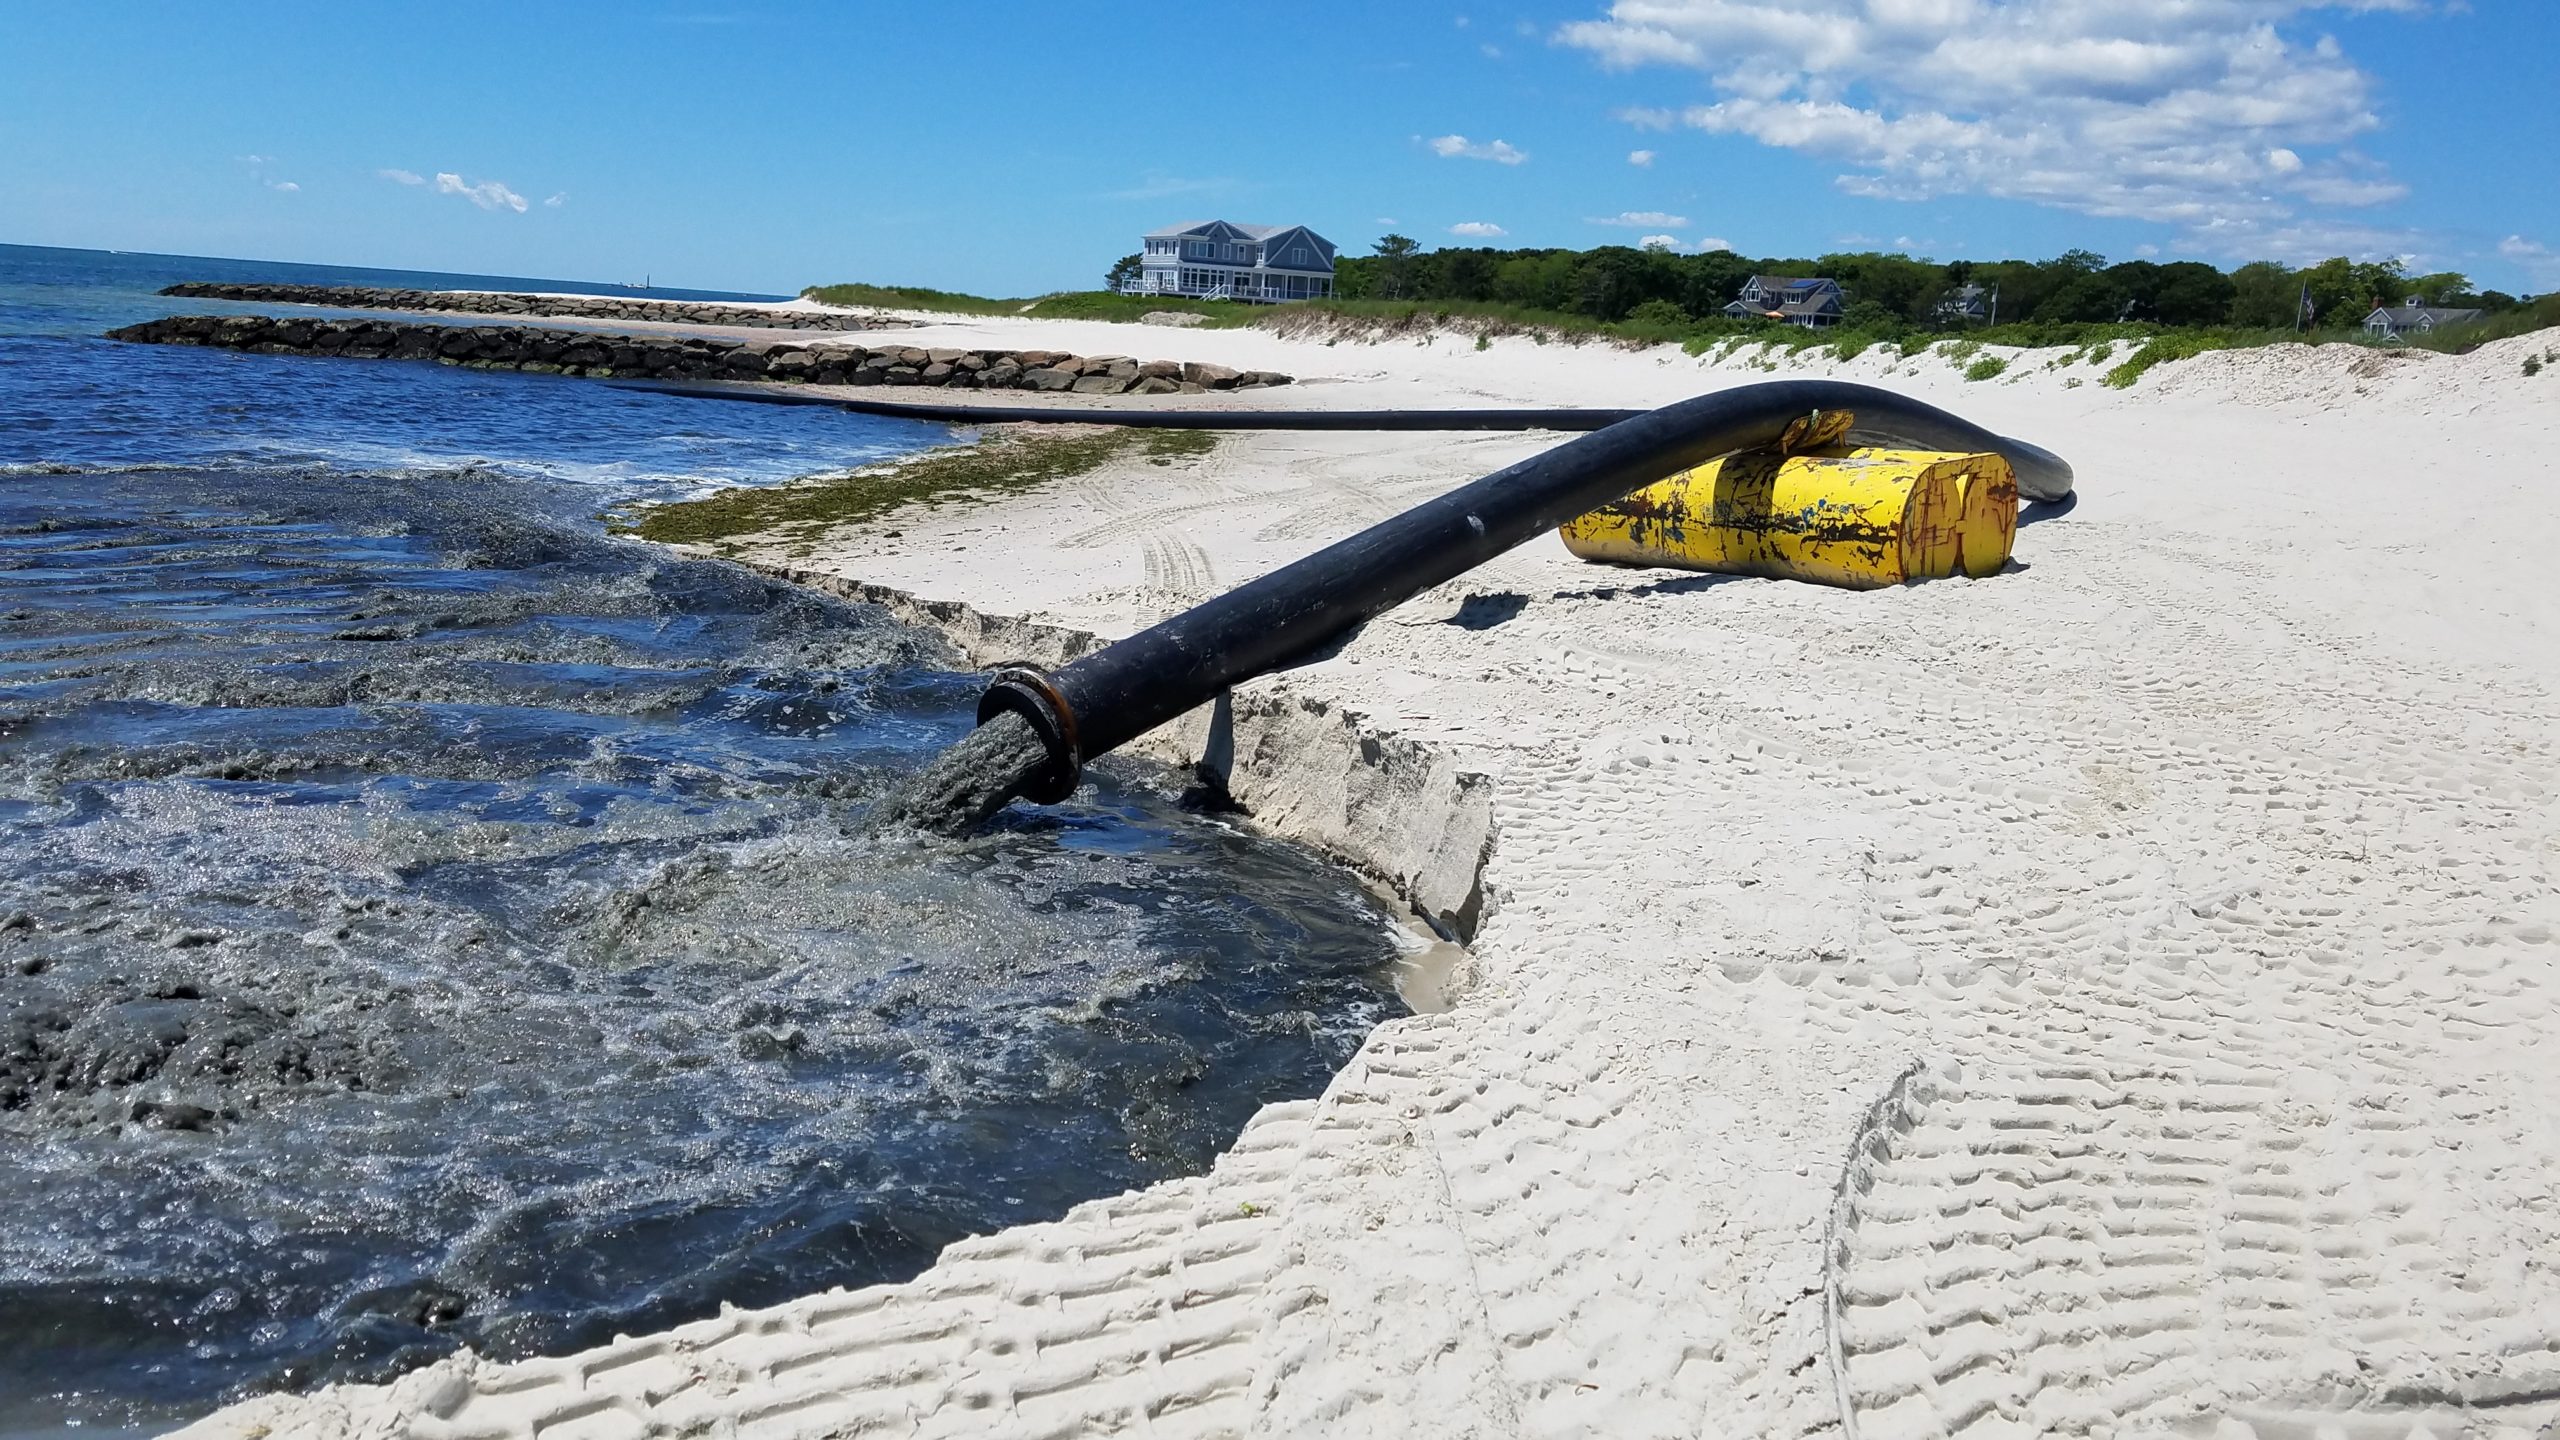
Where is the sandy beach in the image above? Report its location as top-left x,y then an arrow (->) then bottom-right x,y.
183,313 -> 2560,1439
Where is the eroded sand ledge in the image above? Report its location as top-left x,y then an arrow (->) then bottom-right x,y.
181,320 -> 2560,1439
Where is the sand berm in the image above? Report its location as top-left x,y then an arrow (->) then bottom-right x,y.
187,305 -> 2560,1439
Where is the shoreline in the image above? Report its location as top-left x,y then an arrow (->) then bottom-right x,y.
178,309 -> 2560,1438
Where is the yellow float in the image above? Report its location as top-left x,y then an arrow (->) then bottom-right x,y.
1560,443 -> 2017,590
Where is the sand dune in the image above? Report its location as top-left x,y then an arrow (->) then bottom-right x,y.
185,319 -> 2560,1439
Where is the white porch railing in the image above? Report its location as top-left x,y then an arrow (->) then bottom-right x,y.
1125,272 -> 1329,304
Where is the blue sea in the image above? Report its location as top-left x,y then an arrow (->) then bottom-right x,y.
0,245 -> 1403,1436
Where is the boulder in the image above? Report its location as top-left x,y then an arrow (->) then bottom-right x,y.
1237,370 -> 1292,388
1181,361 -> 1241,388
1020,367 -> 1077,392
1071,374 -> 1133,395
1134,376 -> 1181,395
920,362 -> 954,383
1137,359 -> 1181,380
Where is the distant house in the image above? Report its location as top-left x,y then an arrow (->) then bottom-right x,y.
1132,220 -> 1336,303
1934,283 -> 1994,326
2363,297 -> 2484,340
1724,276 -> 1845,328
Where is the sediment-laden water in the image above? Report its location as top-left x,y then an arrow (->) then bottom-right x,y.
0,245 -> 1407,1436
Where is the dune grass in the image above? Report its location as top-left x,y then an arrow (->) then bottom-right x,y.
803,278 -> 2560,389
802,283 -> 1262,327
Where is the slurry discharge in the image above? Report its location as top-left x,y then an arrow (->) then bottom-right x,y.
0,247 -> 1407,1437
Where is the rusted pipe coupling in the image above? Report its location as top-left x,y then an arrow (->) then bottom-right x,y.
976,666 -> 1084,805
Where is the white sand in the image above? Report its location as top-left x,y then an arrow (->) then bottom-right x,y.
183,321 -> 2560,1440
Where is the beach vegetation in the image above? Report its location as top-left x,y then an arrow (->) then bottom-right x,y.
612,427 -> 1216,550
808,243 -> 2558,390
2103,332 -> 2240,388
1963,355 -> 2009,382
802,281 -> 1263,327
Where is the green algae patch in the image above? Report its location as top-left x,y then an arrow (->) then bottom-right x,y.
613,426 -> 1216,550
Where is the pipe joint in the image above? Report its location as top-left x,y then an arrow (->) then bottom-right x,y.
977,667 -> 1084,804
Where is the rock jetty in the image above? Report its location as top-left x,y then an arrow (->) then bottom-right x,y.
106,314 -> 1294,394
157,282 -> 901,332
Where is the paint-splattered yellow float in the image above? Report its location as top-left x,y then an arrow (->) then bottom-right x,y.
1561,445 -> 2018,591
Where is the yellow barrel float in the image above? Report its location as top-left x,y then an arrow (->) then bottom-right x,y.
1560,443 -> 2018,590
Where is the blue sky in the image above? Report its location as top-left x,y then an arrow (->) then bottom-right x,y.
4,1 -> 2554,296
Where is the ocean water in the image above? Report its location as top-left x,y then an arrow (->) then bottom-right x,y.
0,246 -> 1406,1435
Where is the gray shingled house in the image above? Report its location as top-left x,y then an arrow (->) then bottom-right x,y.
2363,297 -> 2485,340
1132,220 -> 1336,303
1724,275 -> 1846,328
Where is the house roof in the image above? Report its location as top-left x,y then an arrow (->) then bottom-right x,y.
1725,296 -> 1841,319
1143,221 -> 1337,271
2366,305 -> 2484,327
1749,275 -> 1837,293
1145,219 -> 1328,245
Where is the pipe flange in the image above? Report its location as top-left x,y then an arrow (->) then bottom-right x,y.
976,666 -> 1084,805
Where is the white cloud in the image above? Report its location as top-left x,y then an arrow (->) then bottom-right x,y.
1590,210 -> 1689,228
1698,236 -> 1734,252
544,193 -> 568,208
2184,213 -> 2431,266
1428,134 -> 1529,164
1375,216 -> 1400,226
1448,221 -> 1510,238
378,168 -> 426,186
1638,234 -> 1682,251
236,154 -> 296,191
435,172 -> 529,213
1560,1 -> 2427,254
2500,235 -> 2560,289
1628,148 -> 1657,166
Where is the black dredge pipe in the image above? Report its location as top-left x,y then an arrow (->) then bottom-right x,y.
614,381 -> 2074,501
975,380 -> 2072,804
618,379 -> 1651,436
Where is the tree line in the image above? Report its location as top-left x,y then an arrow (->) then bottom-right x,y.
1319,237 -> 2541,334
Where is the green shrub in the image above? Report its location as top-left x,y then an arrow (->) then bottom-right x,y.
2528,354 -> 2545,377
1941,338 -> 1983,364
1625,298 -> 1689,329
2103,331 -> 2236,388
1963,355 -> 2009,382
